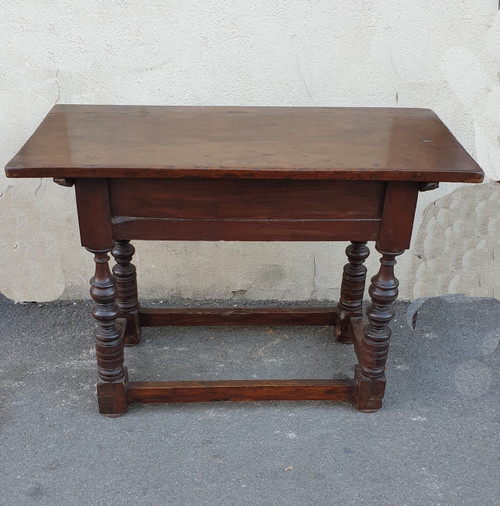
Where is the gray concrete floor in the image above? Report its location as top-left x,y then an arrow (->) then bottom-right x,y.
0,295 -> 499,506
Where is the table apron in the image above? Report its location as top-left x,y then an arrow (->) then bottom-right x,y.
109,178 -> 385,219
109,177 -> 384,241
111,216 -> 381,241
74,178 -> 418,249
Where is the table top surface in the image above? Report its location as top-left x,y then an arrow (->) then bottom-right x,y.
5,105 -> 483,182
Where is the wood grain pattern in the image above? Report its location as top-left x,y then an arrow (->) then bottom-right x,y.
356,250 -> 402,412
4,105 -> 486,415
112,217 -> 381,242
377,182 -> 419,251
335,241 -> 370,343
111,240 -> 141,346
88,248 -> 127,415
126,379 -> 357,403
5,105 -> 484,183
109,179 -> 385,219
75,179 -> 113,250
139,307 -> 337,327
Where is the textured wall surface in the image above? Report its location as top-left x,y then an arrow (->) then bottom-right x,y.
1,1 -> 499,302
409,182 -> 500,299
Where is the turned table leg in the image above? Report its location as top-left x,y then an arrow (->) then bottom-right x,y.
112,240 -> 141,346
335,241 -> 370,343
355,249 -> 402,412
89,247 -> 128,415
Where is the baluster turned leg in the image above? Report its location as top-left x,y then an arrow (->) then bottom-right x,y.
335,241 -> 370,343
89,248 -> 128,415
112,240 -> 141,346
355,250 -> 402,412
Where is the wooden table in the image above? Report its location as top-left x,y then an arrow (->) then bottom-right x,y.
5,105 -> 484,415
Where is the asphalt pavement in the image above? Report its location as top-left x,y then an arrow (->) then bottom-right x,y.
0,295 -> 498,506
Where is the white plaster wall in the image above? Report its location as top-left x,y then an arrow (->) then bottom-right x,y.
1,1 -> 499,302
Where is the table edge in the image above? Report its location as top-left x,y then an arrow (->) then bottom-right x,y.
4,165 -> 485,183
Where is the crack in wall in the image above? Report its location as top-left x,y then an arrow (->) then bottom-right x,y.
34,178 -> 42,195
310,254 -> 317,298
54,69 -> 60,104
295,55 -> 312,100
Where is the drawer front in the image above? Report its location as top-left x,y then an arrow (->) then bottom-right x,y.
108,178 -> 385,241
109,178 -> 385,220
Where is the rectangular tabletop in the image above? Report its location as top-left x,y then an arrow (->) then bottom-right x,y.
5,105 -> 483,182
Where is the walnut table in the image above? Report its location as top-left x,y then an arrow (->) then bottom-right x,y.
5,105 -> 484,415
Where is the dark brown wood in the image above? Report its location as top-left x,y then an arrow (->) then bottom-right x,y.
139,307 -> 337,327
377,182 -> 419,251
356,250 -> 402,412
109,179 -> 385,219
112,217 -> 381,242
126,379 -> 357,403
111,240 -> 141,346
75,179 -> 113,250
3,105 -> 486,415
5,105 -> 484,183
335,242 -> 370,343
88,248 -> 127,415
109,178 -> 384,241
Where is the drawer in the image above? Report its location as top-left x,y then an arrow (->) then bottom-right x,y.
108,178 -> 385,220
